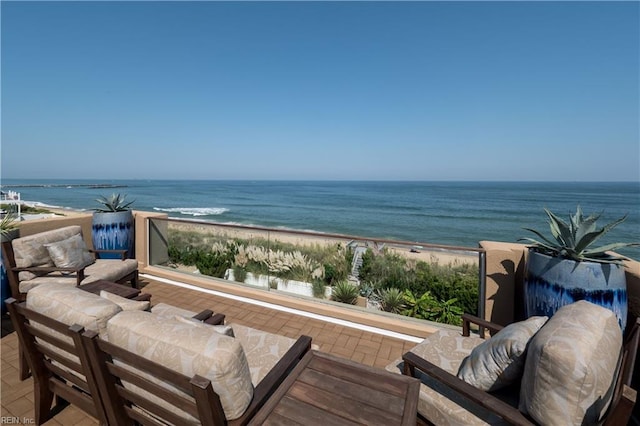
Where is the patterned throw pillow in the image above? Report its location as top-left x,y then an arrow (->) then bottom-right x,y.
99,290 -> 150,311
457,316 -> 548,391
519,301 -> 622,425
44,234 -> 94,271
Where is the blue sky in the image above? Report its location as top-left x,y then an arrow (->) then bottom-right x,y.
2,1 -> 639,181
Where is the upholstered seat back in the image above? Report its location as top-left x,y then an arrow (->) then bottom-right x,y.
27,283 -> 122,337
519,301 -> 622,425
106,311 -> 254,421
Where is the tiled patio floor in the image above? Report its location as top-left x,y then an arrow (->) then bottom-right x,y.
1,276 -> 420,424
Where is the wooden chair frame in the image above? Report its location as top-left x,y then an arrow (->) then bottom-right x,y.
6,296 -> 226,424
80,329 -> 312,425
5,297 -> 107,425
402,314 -> 639,426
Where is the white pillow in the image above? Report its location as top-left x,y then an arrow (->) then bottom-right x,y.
457,316 -> 548,391
44,234 -> 94,271
173,315 -> 235,337
99,290 -> 150,311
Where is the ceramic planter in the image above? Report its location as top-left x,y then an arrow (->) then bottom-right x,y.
524,249 -> 628,330
1,228 -> 19,314
92,211 -> 134,259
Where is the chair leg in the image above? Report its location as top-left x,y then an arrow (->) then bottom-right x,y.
19,345 -> 31,381
33,380 -> 54,425
131,271 -> 139,289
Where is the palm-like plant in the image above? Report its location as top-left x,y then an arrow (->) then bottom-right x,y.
94,193 -> 134,212
520,206 -> 639,265
331,281 -> 359,305
376,287 -> 405,314
0,213 -> 18,240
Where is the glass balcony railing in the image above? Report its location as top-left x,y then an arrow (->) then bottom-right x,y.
148,217 -> 487,327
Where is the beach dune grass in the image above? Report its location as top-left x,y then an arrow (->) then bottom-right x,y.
164,225 -> 479,326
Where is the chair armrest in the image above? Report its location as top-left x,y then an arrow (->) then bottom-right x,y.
604,385 -> 637,426
132,293 -> 152,302
203,313 -> 226,326
12,265 -> 86,285
232,335 -> 312,425
402,351 -> 533,426
90,249 -> 127,260
461,314 -> 504,337
191,309 -> 214,321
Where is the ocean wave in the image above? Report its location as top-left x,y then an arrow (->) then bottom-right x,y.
153,207 -> 229,216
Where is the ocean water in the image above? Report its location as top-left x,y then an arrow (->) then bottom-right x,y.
2,179 -> 639,259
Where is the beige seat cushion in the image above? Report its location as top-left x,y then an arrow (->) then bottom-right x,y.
386,329 -> 511,425
18,259 -> 138,293
81,259 -> 138,283
231,323 -> 298,386
150,302 -> 198,319
519,301 -> 623,425
107,311 -> 254,421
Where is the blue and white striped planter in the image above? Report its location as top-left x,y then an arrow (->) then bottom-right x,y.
92,211 -> 134,259
524,249 -> 628,330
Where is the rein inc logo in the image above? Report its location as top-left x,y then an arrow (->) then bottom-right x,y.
1,418 -> 34,424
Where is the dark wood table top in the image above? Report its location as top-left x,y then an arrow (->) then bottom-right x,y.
249,350 -> 420,426
80,280 -> 141,299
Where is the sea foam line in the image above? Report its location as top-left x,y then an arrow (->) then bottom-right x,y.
153,207 -> 229,216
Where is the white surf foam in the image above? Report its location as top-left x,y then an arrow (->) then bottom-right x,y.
153,207 -> 229,216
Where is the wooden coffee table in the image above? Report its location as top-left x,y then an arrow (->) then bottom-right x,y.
249,350 -> 420,425
80,279 -> 142,299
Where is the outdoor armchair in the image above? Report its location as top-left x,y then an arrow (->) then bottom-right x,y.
5,284 -> 224,425
2,225 -> 138,302
79,312 -> 312,425
395,302 -> 638,425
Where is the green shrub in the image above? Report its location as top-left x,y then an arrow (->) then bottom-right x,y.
331,281 -> 359,305
402,290 -> 438,319
196,251 -> 234,278
359,249 -> 412,290
312,279 -> 327,299
402,290 -> 464,326
233,266 -> 247,283
377,287 -> 405,314
359,282 -> 375,298
430,298 -> 464,326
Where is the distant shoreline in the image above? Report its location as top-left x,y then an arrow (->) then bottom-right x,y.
1,184 -> 127,189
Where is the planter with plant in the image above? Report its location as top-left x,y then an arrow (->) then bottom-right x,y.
1,213 -> 19,243
520,206 -> 639,330
92,193 -> 135,259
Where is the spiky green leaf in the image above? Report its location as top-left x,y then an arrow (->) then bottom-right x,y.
522,206 -> 637,265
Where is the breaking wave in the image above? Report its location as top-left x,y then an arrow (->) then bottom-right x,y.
153,207 -> 229,216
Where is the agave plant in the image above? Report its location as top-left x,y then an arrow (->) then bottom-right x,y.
376,287 -> 405,314
94,193 -> 134,212
0,213 -> 19,240
520,206 -> 639,265
331,280 -> 359,305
